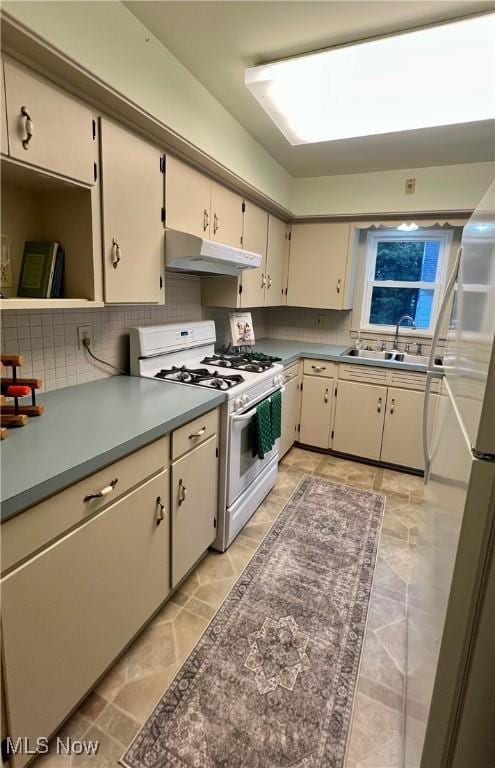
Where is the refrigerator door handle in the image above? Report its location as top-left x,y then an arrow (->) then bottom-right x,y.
427,245 -> 463,375
422,371 -> 437,482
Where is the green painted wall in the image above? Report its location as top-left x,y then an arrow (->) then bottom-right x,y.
291,162 -> 495,216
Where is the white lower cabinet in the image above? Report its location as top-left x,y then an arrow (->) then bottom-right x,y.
299,375 -> 334,449
280,365 -> 302,458
381,387 -> 431,470
1,470 -> 170,768
171,434 -> 219,587
333,379 -> 387,461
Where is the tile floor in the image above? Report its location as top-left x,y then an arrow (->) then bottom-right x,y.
37,447 -> 423,768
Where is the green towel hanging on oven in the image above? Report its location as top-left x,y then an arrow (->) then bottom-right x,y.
252,398 -> 274,459
270,389 -> 282,442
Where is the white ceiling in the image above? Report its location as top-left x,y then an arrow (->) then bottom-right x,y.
125,1 -> 495,177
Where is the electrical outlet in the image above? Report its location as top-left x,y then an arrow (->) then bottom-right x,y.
405,177 -> 416,194
77,325 -> 92,350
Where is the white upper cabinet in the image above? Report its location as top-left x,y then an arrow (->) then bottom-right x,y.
240,200 -> 268,308
164,155 -> 211,238
210,181 -> 244,248
265,215 -> 287,307
99,118 -> 164,304
287,222 -> 355,310
3,60 -> 96,185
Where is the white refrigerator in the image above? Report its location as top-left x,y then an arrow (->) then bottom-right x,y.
405,181 -> 495,768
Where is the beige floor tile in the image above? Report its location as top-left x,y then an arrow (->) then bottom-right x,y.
125,621 -> 176,682
70,725 -> 123,768
153,599 -> 181,625
77,692 -> 107,721
372,556 -> 407,603
194,576 -> 236,607
357,675 -> 404,713
173,608 -> 209,661
281,447 -> 324,472
227,539 -> 255,575
367,592 -> 406,632
95,702 -> 140,746
359,631 -> 404,695
357,735 -> 404,768
194,551 -> 235,584
375,619 -> 407,675
346,692 -> 403,766
186,596 -> 217,620
270,465 -> 306,499
381,509 -> 409,541
241,519 -> 272,542
233,533 -> 259,551
112,667 -> 179,724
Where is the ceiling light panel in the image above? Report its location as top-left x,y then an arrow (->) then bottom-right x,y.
245,14 -> 495,145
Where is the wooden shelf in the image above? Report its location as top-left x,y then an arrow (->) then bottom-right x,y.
0,298 -> 104,310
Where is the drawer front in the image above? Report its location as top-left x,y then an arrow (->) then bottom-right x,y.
1,470 -> 170,768
303,359 -> 336,378
1,436 -> 169,574
283,362 -> 300,383
172,407 -> 219,460
338,363 -> 390,385
389,369 -> 428,391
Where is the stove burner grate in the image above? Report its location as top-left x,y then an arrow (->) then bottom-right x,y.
154,366 -> 245,390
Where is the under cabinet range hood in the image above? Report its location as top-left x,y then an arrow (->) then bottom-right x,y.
165,230 -> 262,276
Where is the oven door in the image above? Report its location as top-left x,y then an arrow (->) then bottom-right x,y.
227,394 -> 279,506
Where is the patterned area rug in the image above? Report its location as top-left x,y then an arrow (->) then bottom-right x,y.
122,476 -> 384,768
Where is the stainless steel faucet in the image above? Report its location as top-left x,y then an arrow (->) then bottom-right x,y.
393,314 -> 416,350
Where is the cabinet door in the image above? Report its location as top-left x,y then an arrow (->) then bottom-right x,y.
171,435 -> 218,587
210,181 -> 243,248
287,223 -> 350,309
3,60 -> 95,185
300,375 -> 333,449
280,371 -> 302,458
240,200 -> 268,308
165,155 -> 211,238
381,387 -> 432,469
265,215 -> 287,307
1,471 -> 169,768
100,119 -> 163,303
333,379 -> 386,460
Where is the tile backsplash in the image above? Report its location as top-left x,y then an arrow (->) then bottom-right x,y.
265,307 -> 353,346
0,274 -> 204,392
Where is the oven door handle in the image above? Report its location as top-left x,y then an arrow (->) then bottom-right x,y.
231,385 -> 284,422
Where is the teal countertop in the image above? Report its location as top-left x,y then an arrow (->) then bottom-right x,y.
1,376 -> 225,522
253,338 -> 428,372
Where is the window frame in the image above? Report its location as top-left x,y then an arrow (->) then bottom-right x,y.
360,229 -> 453,336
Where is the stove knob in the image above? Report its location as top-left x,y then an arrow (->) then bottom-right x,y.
242,394 -> 250,406
234,398 -> 243,410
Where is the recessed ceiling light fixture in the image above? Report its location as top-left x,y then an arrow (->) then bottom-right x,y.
245,13 -> 495,145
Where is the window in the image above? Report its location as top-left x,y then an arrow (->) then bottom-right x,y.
361,230 -> 452,334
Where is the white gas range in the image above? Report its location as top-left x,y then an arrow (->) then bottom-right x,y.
129,321 -> 284,551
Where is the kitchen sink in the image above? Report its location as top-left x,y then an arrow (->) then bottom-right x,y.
341,348 -> 436,366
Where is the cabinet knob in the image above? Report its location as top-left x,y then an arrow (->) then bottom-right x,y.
261,274 -> 266,288
390,398 -> 395,414
336,278 -> 341,294
178,479 -> 187,505
84,478 -> 118,502
312,365 -> 326,372
203,209 -> 209,232
377,397 -> 382,413
324,388 -> 329,403
21,106 -> 33,149
156,496 -> 166,526
267,275 -> 272,289
111,238 -> 121,269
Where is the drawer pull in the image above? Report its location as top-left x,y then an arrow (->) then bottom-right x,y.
261,274 -> 266,289
336,278 -> 341,294
111,238 -> 121,269
377,397 -> 382,413
324,388 -> 329,404
203,209 -> 209,232
213,213 -> 219,234
156,496 -> 166,526
21,106 -> 33,149
267,275 -> 272,289
189,426 -> 206,439
390,398 -> 395,414
178,479 -> 187,505
84,478 -> 118,502
312,365 -> 326,372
